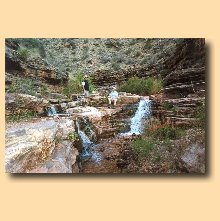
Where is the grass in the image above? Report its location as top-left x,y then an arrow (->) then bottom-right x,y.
153,126 -> 177,140
118,76 -> 163,95
16,38 -> 46,58
8,78 -> 36,95
195,103 -> 206,128
112,62 -> 121,71
8,110 -> 38,122
67,132 -> 78,141
145,121 -> 184,140
132,138 -> 154,159
163,101 -> 176,111
7,77 -> 49,97
131,120 -> 186,160
18,47 -> 30,61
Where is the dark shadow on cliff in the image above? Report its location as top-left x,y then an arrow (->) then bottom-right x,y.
8,41 -> 210,180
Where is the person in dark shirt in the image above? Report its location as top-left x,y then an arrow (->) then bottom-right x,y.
82,74 -> 90,97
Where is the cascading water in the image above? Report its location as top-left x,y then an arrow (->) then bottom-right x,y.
76,120 -> 93,158
47,105 -> 70,117
122,98 -> 152,135
47,105 -> 57,116
76,119 -> 102,163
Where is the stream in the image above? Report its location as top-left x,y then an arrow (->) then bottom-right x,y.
5,96 -> 152,173
77,98 -> 152,173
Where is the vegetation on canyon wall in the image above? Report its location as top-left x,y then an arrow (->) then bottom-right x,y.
118,76 -> 163,95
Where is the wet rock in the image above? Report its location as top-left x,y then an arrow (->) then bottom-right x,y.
68,101 -> 80,108
49,98 -> 59,104
60,102 -> 68,109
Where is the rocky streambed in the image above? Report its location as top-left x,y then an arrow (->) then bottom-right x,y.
5,94 -> 143,173
5,92 -> 205,174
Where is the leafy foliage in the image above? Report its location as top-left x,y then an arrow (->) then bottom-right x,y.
8,110 -> 38,122
8,78 -> 36,95
118,76 -> 163,95
132,138 -> 154,159
15,38 -> 46,58
67,132 -> 78,141
112,62 -> 121,71
63,72 -> 96,98
195,103 -> 206,128
145,120 -> 184,140
18,47 -> 30,61
163,101 -> 176,111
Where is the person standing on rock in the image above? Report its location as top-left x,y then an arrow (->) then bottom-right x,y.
82,74 -> 90,97
108,86 -> 119,108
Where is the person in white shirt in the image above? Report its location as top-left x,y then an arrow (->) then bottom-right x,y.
108,86 -> 119,108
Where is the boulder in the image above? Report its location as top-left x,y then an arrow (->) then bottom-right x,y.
5,93 -> 49,119
5,118 -> 79,173
179,144 -> 205,173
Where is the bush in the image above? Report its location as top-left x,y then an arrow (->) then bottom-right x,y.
8,110 -> 38,122
67,132 -> 78,141
8,78 -> 36,95
125,48 -> 132,55
135,51 -> 141,57
63,72 -> 96,97
143,40 -> 152,50
112,62 -> 121,71
132,138 -> 154,159
118,77 -> 163,95
195,103 -> 206,128
17,38 -> 46,58
153,126 -> 177,140
145,122 -> 184,140
140,57 -> 148,65
18,47 -> 29,61
100,56 -> 110,64
163,101 -> 174,110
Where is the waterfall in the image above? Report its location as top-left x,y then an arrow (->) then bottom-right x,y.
122,98 -> 152,135
47,105 -> 70,117
76,119 -> 102,163
48,106 -> 57,116
76,120 -> 93,158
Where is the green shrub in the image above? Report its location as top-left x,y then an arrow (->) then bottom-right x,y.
135,51 -> 141,57
125,48 -> 132,55
8,110 -> 38,122
67,132 -> 78,141
153,126 -> 177,140
8,78 -> 36,95
143,40 -> 152,50
112,62 -> 121,71
118,77 -> 163,95
132,138 -> 154,159
18,47 -> 29,61
19,38 -> 41,48
17,38 -> 46,58
63,72 -> 96,97
163,101 -> 175,111
195,103 -> 206,128
140,57 -> 148,65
